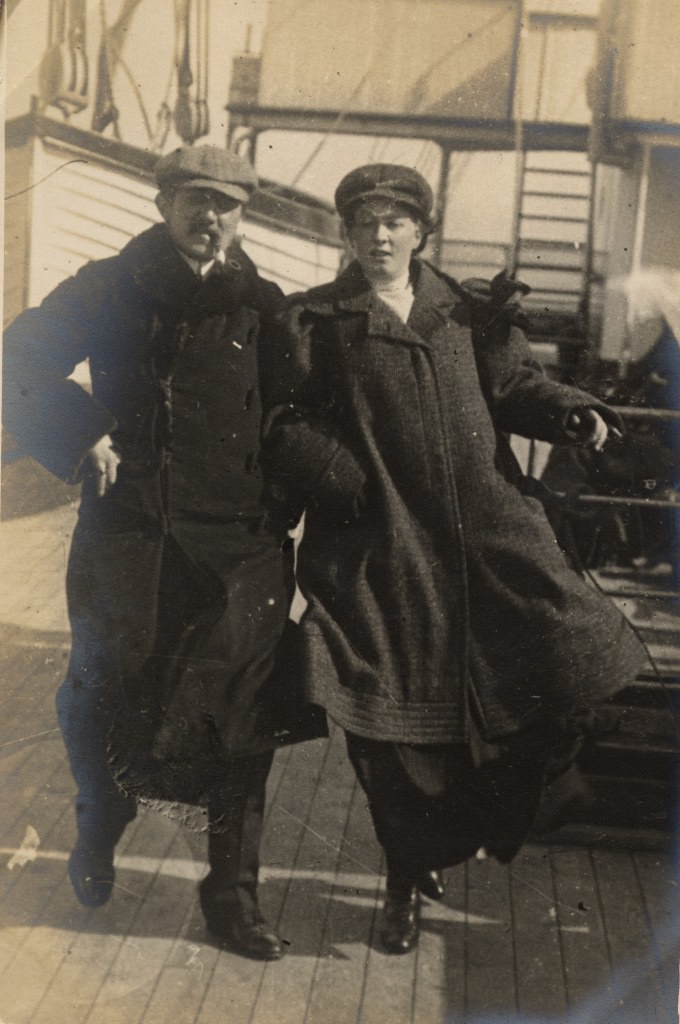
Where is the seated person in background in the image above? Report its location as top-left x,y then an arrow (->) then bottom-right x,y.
541,330 -> 680,571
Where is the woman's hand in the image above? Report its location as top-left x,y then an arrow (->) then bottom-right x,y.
565,409 -> 619,451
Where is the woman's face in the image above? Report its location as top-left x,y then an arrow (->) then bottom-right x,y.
347,200 -> 422,285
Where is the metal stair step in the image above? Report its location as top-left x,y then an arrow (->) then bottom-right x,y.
519,212 -> 589,224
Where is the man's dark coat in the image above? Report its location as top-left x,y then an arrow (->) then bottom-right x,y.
3,224 -> 316,801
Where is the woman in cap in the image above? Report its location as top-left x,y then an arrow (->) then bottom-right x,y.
260,164 -> 648,954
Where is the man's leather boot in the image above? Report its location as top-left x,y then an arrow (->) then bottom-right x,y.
199,876 -> 282,960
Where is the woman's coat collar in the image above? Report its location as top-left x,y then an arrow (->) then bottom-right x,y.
302,259 -> 469,346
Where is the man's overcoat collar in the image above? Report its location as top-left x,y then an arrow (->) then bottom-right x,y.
120,223 -> 264,316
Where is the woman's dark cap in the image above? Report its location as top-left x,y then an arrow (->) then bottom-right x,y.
335,163 -> 434,222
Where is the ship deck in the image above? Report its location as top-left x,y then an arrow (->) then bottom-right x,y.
0,464 -> 678,1023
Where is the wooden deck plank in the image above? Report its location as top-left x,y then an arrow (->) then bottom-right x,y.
0,684 -> 65,753
260,736 -> 335,936
260,738 -> 331,880
304,781 -> 383,1024
462,855 -> 517,1018
0,508 -> 74,633
134,959 -> 218,1024
0,752 -> 73,895
0,738 -> 67,849
0,803 -> 93,1022
510,843 -> 569,1017
261,740 -> 295,826
631,850 -> 680,1020
411,862 -> 478,1024
188,934 -> 270,1024
0,640 -> 65,740
411,908 -> 449,1024
27,825 -> 203,1024
591,848 -> 674,1022
253,731 -> 362,1022
74,815 -> 197,1024
548,846 -> 615,1015
321,740 -> 420,1024
0,744 -> 70,865
360,917 -> 419,1024
434,861 -> 468,1022
78,840 -> 212,1024
0,632 -> 68,720
1,809 -> 166,1024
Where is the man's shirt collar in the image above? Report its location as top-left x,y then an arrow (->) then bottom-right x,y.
178,248 -> 226,278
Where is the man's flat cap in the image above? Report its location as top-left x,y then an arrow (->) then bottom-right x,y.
335,163 -> 434,222
155,145 -> 258,204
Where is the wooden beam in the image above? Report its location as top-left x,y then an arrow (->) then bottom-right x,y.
227,106 -> 591,152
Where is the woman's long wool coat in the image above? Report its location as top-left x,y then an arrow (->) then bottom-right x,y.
261,259 -> 648,746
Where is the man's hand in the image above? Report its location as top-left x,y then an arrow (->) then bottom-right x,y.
84,435 -> 121,497
566,409 -> 618,451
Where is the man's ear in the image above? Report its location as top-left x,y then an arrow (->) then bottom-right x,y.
155,192 -> 171,222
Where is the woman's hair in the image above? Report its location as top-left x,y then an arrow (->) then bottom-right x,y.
342,201 -> 436,254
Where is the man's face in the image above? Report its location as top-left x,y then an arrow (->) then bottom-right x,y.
347,200 -> 423,284
156,186 -> 243,262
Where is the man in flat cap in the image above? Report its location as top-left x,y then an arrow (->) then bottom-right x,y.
3,145 -> 299,959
